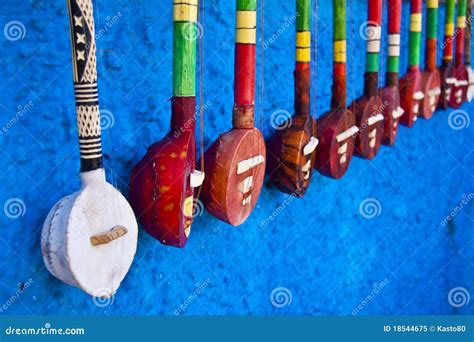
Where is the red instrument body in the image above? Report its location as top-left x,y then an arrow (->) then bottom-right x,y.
349,96 -> 384,160
399,68 -> 423,127
379,86 -> 401,146
449,65 -> 469,108
316,108 -> 356,179
420,69 -> 441,119
129,98 -> 196,247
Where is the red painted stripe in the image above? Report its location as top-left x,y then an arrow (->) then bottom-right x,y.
425,38 -> 437,71
295,62 -> 310,71
410,0 -> 422,13
388,0 -> 401,33
234,44 -> 256,106
368,0 -> 383,25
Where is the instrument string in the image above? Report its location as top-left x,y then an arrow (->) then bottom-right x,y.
196,0 -> 205,204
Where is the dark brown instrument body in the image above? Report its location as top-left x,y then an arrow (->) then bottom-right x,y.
438,64 -> 455,109
449,65 -> 469,108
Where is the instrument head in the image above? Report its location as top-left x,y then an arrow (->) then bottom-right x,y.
350,95 -> 385,160
399,69 -> 423,128
315,108 -> 357,179
449,65 -> 469,108
420,69 -> 441,119
379,86 -> 402,146
129,130 -> 200,248
41,168 -> 138,297
266,114 -> 318,196
201,128 -> 266,226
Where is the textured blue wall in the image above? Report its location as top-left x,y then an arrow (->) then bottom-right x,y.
0,0 -> 473,316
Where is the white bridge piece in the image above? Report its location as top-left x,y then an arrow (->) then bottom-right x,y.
237,155 -> 265,175
303,136 -> 319,156
336,126 -> 359,143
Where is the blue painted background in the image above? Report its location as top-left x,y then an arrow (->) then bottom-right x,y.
0,0 -> 473,316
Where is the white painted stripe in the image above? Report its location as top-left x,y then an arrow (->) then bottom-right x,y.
237,155 -> 265,174
75,83 -> 98,89
367,40 -> 381,53
388,46 -> 400,56
413,91 -> 425,100
81,154 -> 102,159
336,126 -> 359,143
388,34 -> 400,45
392,106 -> 405,119
303,136 -> 319,155
428,87 -> 441,96
367,114 -> 384,126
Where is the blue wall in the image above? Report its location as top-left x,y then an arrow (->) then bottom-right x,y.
0,0 -> 473,315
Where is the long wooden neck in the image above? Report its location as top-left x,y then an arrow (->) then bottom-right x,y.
233,0 -> 257,129
466,0 -> 472,66
294,0 -> 311,117
455,0 -> 468,67
67,0 -> 103,172
408,0 -> 422,71
172,0 -> 198,130
331,0 -> 346,110
424,0 -> 439,71
442,0 -> 456,66
364,0 -> 382,97
385,0 -> 401,87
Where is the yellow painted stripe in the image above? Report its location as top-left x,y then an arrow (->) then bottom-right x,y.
296,31 -> 311,48
174,2 -> 198,22
296,48 -> 311,62
457,16 -> 466,29
410,13 -> 422,32
334,40 -> 346,63
445,23 -> 455,36
236,10 -> 256,29
427,0 -> 438,8
236,28 -> 256,44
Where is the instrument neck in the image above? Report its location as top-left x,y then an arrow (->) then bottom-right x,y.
442,0 -> 456,65
466,0 -> 472,66
408,0 -> 422,70
172,0 -> 198,128
455,0 -> 468,67
385,0 -> 401,87
424,0 -> 439,71
67,0 -> 103,172
233,0 -> 257,129
331,0 -> 347,110
364,0 -> 382,97
295,0 -> 311,117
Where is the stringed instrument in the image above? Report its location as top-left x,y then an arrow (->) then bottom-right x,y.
466,0 -> 474,102
315,0 -> 358,179
201,0 -> 266,226
400,0 -> 424,127
449,0 -> 469,108
129,0 -> 204,247
41,0 -> 138,298
349,0 -> 384,160
438,0 -> 456,109
419,0 -> 441,119
267,0 -> 318,196
379,0 -> 404,146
